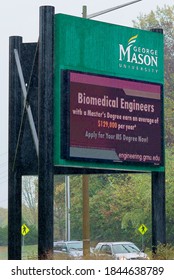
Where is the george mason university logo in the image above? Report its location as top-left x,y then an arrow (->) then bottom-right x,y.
118,34 -> 159,74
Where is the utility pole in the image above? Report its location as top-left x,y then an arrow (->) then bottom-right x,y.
65,176 -> 71,241
82,0 -> 142,19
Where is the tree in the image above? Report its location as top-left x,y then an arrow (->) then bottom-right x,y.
89,174 -> 151,248
0,207 -> 7,227
54,177 -> 66,240
54,174 -> 151,247
22,176 -> 38,225
0,226 -> 8,246
165,147 -> 174,244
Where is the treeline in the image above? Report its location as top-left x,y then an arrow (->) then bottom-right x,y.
54,148 -> 174,249
0,226 -> 7,246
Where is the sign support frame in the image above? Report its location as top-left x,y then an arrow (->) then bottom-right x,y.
8,36 -> 23,260
8,6 -> 166,260
151,28 -> 166,255
38,5 -> 55,260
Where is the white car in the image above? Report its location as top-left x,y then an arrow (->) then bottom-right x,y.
94,241 -> 149,260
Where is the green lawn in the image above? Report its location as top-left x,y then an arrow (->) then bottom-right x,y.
0,246 -> 7,260
0,245 -> 38,260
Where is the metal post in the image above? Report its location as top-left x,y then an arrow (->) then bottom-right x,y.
8,36 -> 23,259
151,28 -> 166,255
83,0 -> 142,19
83,175 -> 90,257
82,5 -> 87,18
38,5 -> 55,259
65,176 -> 71,241
152,171 -> 166,254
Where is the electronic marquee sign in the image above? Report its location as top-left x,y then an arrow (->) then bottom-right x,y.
61,70 -> 164,168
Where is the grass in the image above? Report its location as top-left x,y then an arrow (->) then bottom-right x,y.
0,246 -> 7,260
22,245 -> 38,260
149,244 -> 174,260
1,244 -> 174,260
0,245 -> 38,260
0,245 -> 114,260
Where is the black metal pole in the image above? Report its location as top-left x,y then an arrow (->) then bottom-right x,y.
8,36 -> 23,259
150,28 -> 166,255
152,171 -> 166,253
38,6 -> 55,259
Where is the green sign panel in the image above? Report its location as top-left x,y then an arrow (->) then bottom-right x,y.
54,14 -> 164,83
54,14 -> 164,172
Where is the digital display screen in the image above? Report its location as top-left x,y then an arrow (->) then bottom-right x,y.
61,71 -> 163,166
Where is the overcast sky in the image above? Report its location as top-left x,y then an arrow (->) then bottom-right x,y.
0,0 -> 173,208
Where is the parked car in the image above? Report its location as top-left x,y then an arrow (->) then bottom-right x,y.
53,240 -> 83,258
94,241 -> 149,260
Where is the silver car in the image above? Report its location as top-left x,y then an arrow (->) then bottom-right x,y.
94,241 -> 149,260
53,240 -> 83,258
